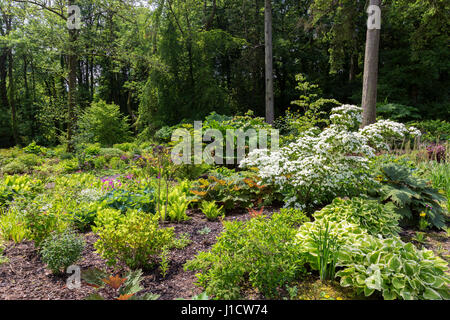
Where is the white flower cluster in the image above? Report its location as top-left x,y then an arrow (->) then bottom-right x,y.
329,105 -> 363,130
240,104 -> 421,208
240,124 -> 375,208
360,119 -> 421,151
78,188 -> 104,203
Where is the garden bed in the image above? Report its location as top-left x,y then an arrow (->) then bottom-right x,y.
0,209 -> 259,300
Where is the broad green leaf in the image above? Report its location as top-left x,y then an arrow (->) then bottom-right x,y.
423,288 -> 442,300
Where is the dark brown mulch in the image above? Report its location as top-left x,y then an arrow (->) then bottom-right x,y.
0,207 -> 274,300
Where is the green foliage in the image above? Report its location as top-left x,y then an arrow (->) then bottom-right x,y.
374,163 -> 447,229
93,156 -> 107,170
0,208 -> 28,243
23,208 -> 70,248
76,100 -> 131,147
408,120 -> 450,142
70,202 -> 105,232
83,268 -> 160,300
416,161 -> 450,210
23,141 -> 47,155
190,171 -> 277,210
2,160 -> 28,175
92,209 -> 174,269
310,220 -> 341,281
59,158 -> 79,173
166,188 -> 191,222
185,210 -> 309,299
377,103 -> 421,122
40,231 -> 85,274
313,198 -> 402,237
276,74 -> 340,144
337,236 -> 450,300
296,220 -> 368,273
200,201 -> 224,221
101,187 -> 155,214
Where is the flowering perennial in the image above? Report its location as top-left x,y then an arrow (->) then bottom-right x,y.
240,105 -> 421,208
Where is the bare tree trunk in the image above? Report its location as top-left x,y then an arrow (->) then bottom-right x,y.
264,0 -> 274,124
361,0 -> 381,127
67,1 -> 78,152
4,13 -> 18,144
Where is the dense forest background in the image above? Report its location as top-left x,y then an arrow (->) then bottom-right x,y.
0,0 -> 448,148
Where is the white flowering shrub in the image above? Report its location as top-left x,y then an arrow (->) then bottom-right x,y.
329,105 -> 363,131
360,119 -> 421,151
241,105 -> 421,209
240,125 -> 375,208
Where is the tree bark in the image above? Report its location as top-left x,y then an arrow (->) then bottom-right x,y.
264,0 -> 274,124
5,13 -> 18,144
361,0 -> 381,127
67,0 -> 78,152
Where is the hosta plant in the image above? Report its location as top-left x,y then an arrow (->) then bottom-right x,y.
336,236 -> 450,300
313,197 -> 401,237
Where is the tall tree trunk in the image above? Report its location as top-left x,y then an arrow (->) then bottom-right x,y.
5,14 -> 17,144
361,0 -> 381,127
0,48 -> 8,110
264,0 -> 274,124
67,2 -> 78,152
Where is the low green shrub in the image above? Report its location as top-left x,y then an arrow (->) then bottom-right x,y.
2,160 -> 28,175
99,148 -> 124,160
109,157 -> 126,170
185,209 -> 309,299
92,209 -> 174,269
23,141 -> 47,155
313,197 -> 402,237
23,208 -> 70,248
93,156 -> 107,170
408,120 -> 450,142
166,189 -> 190,222
40,231 -> 85,274
76,100 -> 131,146
59,158 -> 79,173
17,153 -> 43,167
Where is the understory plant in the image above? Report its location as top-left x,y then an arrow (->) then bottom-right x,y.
373,163 -> 447,229
0,208 -> 28,243
337,236 -> 450,300
295,220 -> 367,273
92,208 -> 174,269
40,230 -> 85,274
166,188 -> 191,222
240,105 -> 421,209
200,201 -> 224,221
185,209 -> 310,299
82,268 -> 160,300
190,170 -> 276,210
310,220 -> 341,281
313,197 -> 402,237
